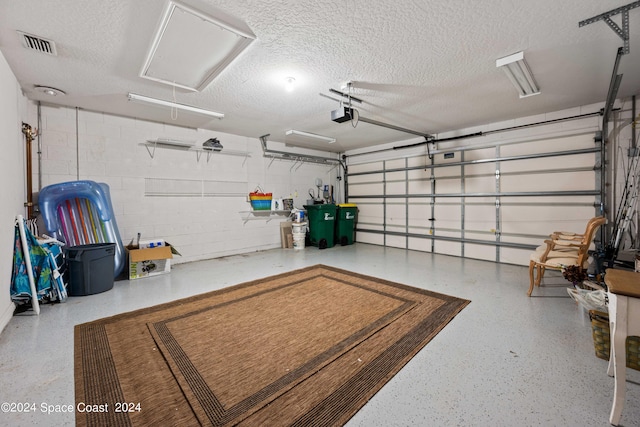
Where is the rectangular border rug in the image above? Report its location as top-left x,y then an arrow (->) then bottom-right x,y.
75,265 -> 469,426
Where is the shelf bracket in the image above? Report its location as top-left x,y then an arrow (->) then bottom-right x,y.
144,141 -> 158,159
291,160 -> 305,171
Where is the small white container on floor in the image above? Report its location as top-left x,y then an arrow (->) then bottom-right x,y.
292,232 -> 306,250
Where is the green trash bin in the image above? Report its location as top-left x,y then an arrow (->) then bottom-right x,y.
304,204 -> 337,249
336,203 -> 358,245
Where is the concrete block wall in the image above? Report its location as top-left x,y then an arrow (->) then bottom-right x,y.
0,52 -> 28,334
29,105 -> 341,264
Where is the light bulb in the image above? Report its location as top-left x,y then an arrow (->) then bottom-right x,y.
285,77 -> 296,92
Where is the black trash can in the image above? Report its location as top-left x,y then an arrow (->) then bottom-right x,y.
64,243 -> 116,296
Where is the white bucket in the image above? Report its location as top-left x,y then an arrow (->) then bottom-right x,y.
292,222 -> 307,234
293,231 -> 306,250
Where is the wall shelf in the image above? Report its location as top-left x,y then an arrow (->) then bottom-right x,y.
239,210 -> 291,224
141,140 -> 251,163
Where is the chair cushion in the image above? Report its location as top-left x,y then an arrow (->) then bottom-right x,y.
530,252 -> 587,268
534,244 -> 579,253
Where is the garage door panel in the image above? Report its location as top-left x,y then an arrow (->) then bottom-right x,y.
408,179 -> 431,194
346,133 -> 598,267
435,178 -> 462,194
501,153 -> 595,172
501,204 -> 596,235
408,237 -> 432,252
434,240 -> 461,257
465,204 -> 495,230
465,176 -> 495,193
500,134 -> 593,156
434,165 -> 462,178
465,244 -> 497,262
501,171 -> 594,192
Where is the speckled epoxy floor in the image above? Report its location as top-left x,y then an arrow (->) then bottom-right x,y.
0,243 -> 638,426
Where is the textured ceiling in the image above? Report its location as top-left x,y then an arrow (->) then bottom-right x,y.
0,0 -> 639,153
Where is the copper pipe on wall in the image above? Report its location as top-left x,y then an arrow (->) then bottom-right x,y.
21,122 -> 37,220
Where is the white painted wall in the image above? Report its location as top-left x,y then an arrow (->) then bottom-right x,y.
32,106 -> 341,265
0,51 -> 27,334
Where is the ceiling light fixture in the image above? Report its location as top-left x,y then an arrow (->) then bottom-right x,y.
496,51 -> 540,98
127,93 -> 224,119
34,85 -> 66,96
285,77 -> 296,92
286,129 -> 336,143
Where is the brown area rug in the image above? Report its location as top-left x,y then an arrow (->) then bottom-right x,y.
75,264 -> 469,426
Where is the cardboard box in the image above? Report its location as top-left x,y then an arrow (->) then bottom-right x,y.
280,221 -> 293,248
127,245 -> 173,280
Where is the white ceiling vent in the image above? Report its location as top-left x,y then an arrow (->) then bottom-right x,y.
140,1 -> 255,92
17,31 -> 57,56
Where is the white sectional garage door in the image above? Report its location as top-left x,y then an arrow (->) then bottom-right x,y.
346,133 -> 601,266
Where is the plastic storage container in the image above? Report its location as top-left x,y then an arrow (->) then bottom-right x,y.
336,203 -> 358,245
304,204 -> 337,249
249,191 -> 272,210
64,243 -> 116,296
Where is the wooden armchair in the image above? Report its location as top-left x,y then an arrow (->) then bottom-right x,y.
532,216 -> 605,253
528,217 -> 606,296
548,216 -> 605,242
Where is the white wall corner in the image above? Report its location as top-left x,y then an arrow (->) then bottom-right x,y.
0,301 -> 16,336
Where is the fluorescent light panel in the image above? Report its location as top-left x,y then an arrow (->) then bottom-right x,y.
127,93 -> 224,119
286,129 -> 336,143
140,1 -> 255,92
496,51 -> 540,98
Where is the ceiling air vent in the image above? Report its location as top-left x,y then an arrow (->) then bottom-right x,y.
17,31 -> 57,56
